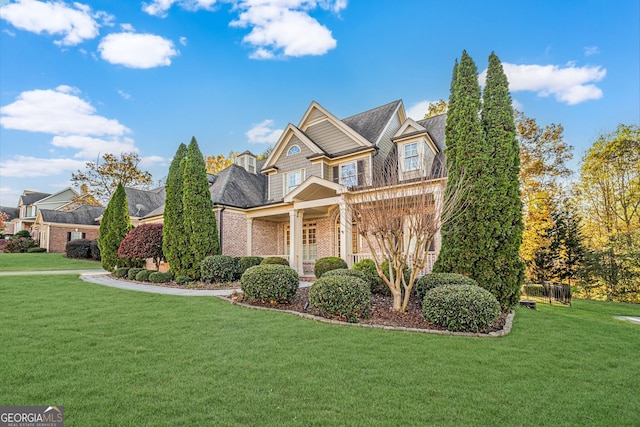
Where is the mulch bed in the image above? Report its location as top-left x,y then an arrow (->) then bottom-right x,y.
239,287 -> 508,334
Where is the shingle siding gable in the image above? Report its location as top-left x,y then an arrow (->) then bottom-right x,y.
304,120 -> 361,154
269,135 -> 321,200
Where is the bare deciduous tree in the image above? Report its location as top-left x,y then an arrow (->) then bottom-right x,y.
344,157 -> 466,312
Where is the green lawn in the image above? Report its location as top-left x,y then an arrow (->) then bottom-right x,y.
0,252 -> 103,271
1,275 -> 639,426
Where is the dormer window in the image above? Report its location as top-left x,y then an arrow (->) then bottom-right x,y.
287,145 -> 301,156
235,151 -> 257,173
404,142 -> 419,171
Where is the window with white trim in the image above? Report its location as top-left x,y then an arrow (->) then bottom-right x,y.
287,145 -> 301,156
340,162 -> 357,187
286,222 -> 317,261
285,170 -> 304,194
404,142 -> 419,171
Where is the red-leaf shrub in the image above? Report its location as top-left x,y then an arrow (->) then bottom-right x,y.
118,223 -> 164,268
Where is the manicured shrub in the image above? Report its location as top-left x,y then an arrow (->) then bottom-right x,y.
3,237 -> 37,253
114,267 -> 130,278
415,273 -> 478,301
65,239 -> 93,259
27,247 -> 47,253
323,268 -> 368,284
240,264 -> 299,303
260,256 -> 290,266
308,275 -> 371,322
118,223 -> 164,269
314,256 -> 348,278
422,285 -> 500,332
200,255 -> 237,283
175,275 -> 193,286
127,268 -> 145,280
14,230 -> 31,238
235,256 -> 264,279
149,271 -> 173,283
135,269 -> 153,282
89,239 -> 101,260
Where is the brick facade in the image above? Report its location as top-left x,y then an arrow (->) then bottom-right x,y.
46,225 -> 99,253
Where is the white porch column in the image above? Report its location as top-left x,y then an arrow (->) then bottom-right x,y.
339,201 -> 353,267
289,209 -> 303,274
246,218 -> 253,256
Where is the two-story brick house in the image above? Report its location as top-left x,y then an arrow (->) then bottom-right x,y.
168,99 -> 448,275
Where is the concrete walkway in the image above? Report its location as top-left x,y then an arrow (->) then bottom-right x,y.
0,269 -> 108,276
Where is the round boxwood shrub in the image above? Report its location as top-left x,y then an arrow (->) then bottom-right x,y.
235,256 -> 264,279
27,247 -> 47,253
415,273 -> 478,301
135,269 -> 153,282
240,264 -> 299,303
127,267 -> 145,280
260,256 -> 290,266
114,267 -> 130,278
422,285 -> 500,332
323,268 -> 368,283
149,271 -> 173,283
314,256 -> 348,278
200,255 -> 237,283
175,275 -> 193,286
308,275 -> 371,322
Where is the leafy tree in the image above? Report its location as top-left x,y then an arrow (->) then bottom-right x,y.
205,152 -> 235,174
98,183 -> 131,271
182,137 -> 220,278
0,210 -> 8,234
72,152 -> 153,204
163,143 -> 188,276
118,223 -> 164,269
577,124 -> 640,301
424,99 -> 448,118
550,201 -> 584,286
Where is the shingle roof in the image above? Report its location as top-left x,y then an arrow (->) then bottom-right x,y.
0,206 -> 19,220
20,192 -> 51,206
342,100 -> 402,145
209,164 -> 267,208
39,205 -> 105,225
124,187 -> 166,218
417,113 -> 447,151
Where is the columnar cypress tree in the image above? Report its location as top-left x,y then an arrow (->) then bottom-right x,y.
162,143 -> 188,276
479,51 -> 525,308
182,137 -> 220,278
98,182 -> 131,271
434,51 -> 489,277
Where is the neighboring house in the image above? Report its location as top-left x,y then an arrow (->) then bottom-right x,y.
33,205 -> 105,253
124,187 -> 166,226
12,188 -> 80,234
136,99 -> 447,275
0,206 -> 19,235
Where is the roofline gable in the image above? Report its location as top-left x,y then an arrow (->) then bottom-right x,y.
261,123 -> 324,171
373,100 -> 405,146
283,175 -> 345,203
299,101 -> 372,148
33,187 -> 79,205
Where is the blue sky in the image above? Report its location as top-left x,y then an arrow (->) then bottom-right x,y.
0,0 -> 638,206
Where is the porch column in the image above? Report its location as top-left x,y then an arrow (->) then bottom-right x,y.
246,218 -> 253,256
339,201 -> 353,267
289,209 -> 303,274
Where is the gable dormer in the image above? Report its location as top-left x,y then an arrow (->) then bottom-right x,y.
392,118 -> 440,180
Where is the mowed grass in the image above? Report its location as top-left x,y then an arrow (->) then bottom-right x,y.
1,275 -> 639,426
0,252 -> 102,271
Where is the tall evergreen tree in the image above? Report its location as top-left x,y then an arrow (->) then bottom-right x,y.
433,51 -> 488,278
163,143 -> 188,276
98,182 -> 131,271
182,137 -> 220,278
478,51 -> 525,308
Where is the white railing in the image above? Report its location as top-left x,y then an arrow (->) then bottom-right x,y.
349,252 -> 438,276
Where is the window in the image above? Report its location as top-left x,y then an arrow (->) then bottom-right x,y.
285,170 -> 303,194
287,145 -> 301,156
67,231 -> 85,241
340,162 -> 357,187
286,223 -> 317,261
404,142 -> 419,171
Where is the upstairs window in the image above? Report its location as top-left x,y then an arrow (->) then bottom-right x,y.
287,145 -> 301,156
404,142 -> 419,171
340,162 -> 357,187
285,169 -> 304,194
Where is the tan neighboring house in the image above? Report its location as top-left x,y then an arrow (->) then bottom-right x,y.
34,205 -> 104,253
134,99 -> 447,275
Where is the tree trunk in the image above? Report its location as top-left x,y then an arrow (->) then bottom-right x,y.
392,288 -> 403,311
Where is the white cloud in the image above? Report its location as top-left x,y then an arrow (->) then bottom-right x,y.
406,100 -> 434,121
0,0 -> 112,46
246,119 -> 283,143
98,32 -> 178,68
0,155 -> 87,177
0,85 -> 130,136
121,23 -> 135,32
142,0 -> 218,18
179,36 -> 187,45
51,135 -> 137,158
479,62 -> 606,105
118,90 -> 131,100
139,155 -> 167,168
230,1 -> 338,58
512,99 -> 523,112
584,46 -> 600,56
